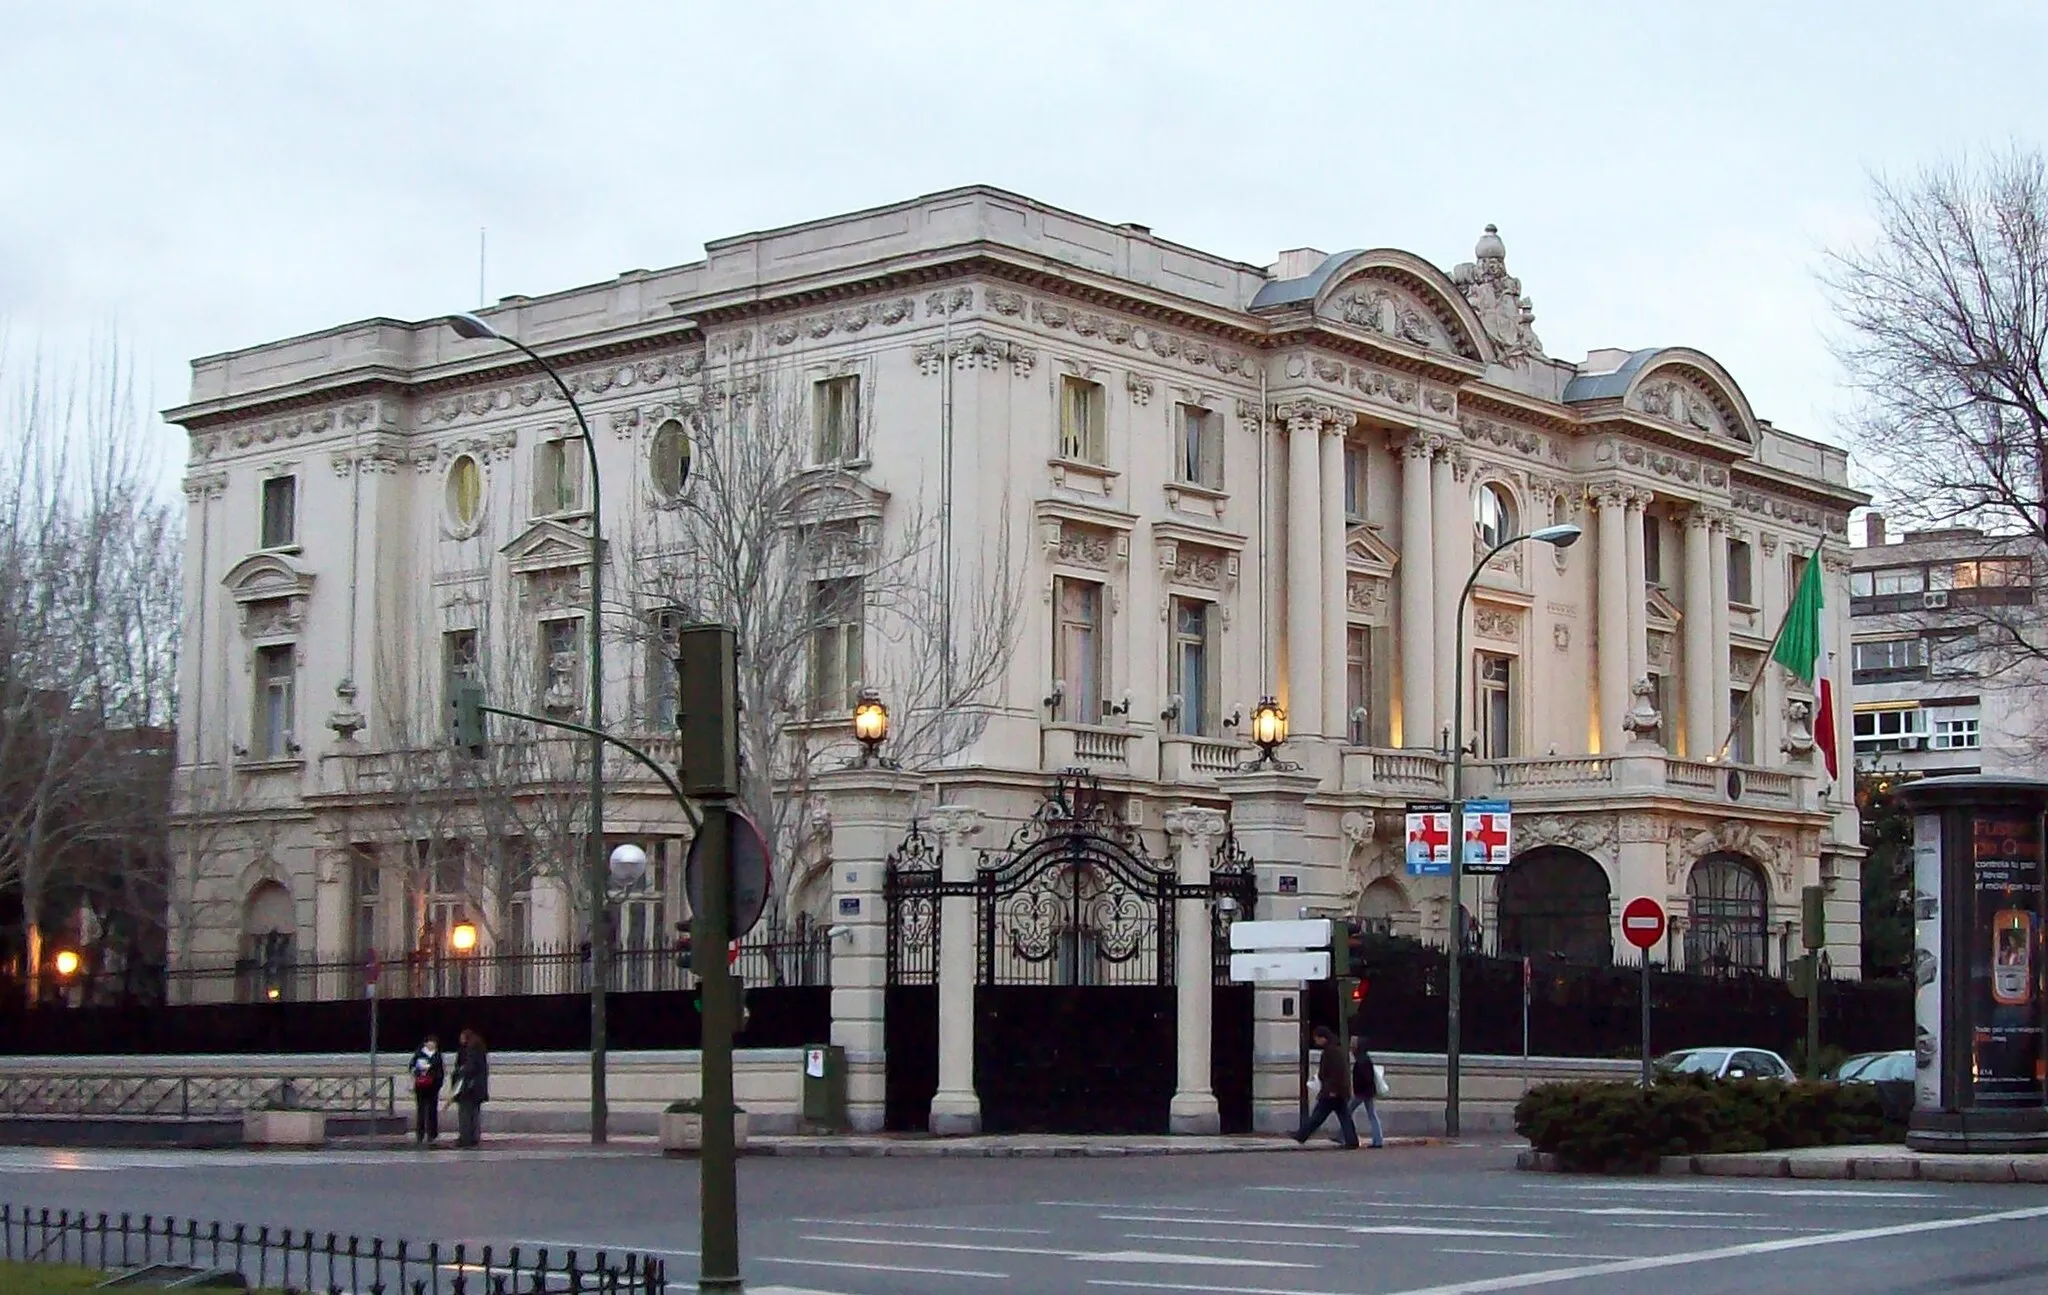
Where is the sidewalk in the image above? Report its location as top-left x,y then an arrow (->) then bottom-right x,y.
331,1131 -> 1439,1158
1518,1143 -> 2048,1182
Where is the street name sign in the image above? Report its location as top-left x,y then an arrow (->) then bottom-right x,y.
1229,918 -> 1333,951
1230,950 -> 1332,982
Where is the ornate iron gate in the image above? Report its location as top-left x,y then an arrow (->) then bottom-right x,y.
883,771 -> 1256,1133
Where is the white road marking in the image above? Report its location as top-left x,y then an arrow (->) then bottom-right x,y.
1439,1249 -> 1639,1260
789,1218 -> 1053,1235
750,1287 -> 859,1295
1044,1200 -> 1236,1212
1099,1214 -> 1342,1231
510,1237 -> 697,1257
1352,1225 -> 1552,1238
1539,1182 -> 1946,1200
1603,1221 -> 1822,1233
1124,1233 -> 1355,1250
761,1256 -> 1007,1279
799,1235 -> 1073,1257
1304,1203 -> 1766,1219
1088,1251 -> 1316,1268
798,1234 -> 1316,1269
1088,1282 -> 1358,1294
1367,1202 -> 2048,1295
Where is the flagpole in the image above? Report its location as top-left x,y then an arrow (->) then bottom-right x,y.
1712,544 -> 1826,765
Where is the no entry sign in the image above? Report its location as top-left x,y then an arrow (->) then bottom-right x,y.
1622,896 -> 1666,951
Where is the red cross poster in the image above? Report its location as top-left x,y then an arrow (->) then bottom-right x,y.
1463,799 -> 1513,874
1405,802 -> 1451,876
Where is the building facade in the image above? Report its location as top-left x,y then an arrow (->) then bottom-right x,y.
166,186 -> 1867,1004
1850,513 -> 2044,779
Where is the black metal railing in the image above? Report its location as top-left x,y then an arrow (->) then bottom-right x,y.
0,1075 -> 395,1121
158,919 -> 831,1005
2,1204 -> 666,1294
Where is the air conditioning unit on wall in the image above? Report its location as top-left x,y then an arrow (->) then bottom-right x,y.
1924,590 -> 1951,609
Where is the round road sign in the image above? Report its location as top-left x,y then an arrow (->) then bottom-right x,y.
1622,896 -> 1667,951
686,809 -> 772,941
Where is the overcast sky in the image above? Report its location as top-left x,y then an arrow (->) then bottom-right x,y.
4,1 -> 2039,498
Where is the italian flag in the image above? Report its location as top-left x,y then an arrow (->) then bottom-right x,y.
1772,553 -> 1838,779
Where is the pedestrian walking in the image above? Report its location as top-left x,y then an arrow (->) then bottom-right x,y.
1347,1033 -> 1386,1149
448,1027 -> 490,1148
407,1034 -> 444,1145
1292,1026 -> 1360,1148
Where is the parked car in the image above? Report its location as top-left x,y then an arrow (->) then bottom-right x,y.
1828,1050 -> 1913,1084
1654,1047 -> 1795,1081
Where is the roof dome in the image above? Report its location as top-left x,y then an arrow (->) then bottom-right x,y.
1475,223 -> 1506,262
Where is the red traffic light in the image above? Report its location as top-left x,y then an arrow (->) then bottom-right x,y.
1349,978 -> 1368,1003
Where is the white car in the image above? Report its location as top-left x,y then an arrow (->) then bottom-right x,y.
1654,1047 -> 1795,1081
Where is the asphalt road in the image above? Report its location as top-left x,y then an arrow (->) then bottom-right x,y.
0,1141 -> 2044,1294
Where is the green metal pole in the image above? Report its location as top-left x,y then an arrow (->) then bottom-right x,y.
1806,952 -> 1822,1078
695,798 -> 741,1291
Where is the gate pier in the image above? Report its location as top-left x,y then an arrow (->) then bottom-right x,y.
927,806 -> 985,1135
822,769 -> 921,1133
1165,807 -> 1227,1134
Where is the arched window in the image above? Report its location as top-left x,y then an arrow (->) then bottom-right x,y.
1474,482 -> 1516,548
445,453 -> 483,530
1686,853 -> 1768,975
240,881 -> 297,1002
1497,847 -> 1612,966
1358,877 -> 1410,936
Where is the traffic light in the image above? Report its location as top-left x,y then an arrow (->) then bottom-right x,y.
674,624 -> 739,797
1350,977 -> 1368,1005
448,680 -> 488,759
1802,885 -> 1827,953
675,922 -> 694,972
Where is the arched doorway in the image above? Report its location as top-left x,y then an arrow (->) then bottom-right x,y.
1497,847 -> 1612,965
240,881 -> 296,1001
1357,877 -> 1411,936
1685,853 -> 1768,975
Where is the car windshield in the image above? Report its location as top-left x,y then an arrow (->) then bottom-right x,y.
1834,1054 -> 1879,1081
1658,1049 -> 1730,1075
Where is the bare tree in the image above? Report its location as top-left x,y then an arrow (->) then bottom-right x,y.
1825,149 -> 2048,685
0,336 -> 180,1004
632,360 -> 1024,918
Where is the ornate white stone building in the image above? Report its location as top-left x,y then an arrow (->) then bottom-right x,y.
166,186 -> 1867,1009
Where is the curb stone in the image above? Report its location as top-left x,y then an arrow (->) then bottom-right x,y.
1921,1157 -> 2017,1183
1848,1156 -> 1918,1180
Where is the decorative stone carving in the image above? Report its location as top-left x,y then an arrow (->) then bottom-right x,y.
1126,371 -> 1155,406
927,804 -> 985,843
1622,675 -> 1664,743
986,289 -> 1024,317
1451,224 -> 1543,363
1517,813 -> 1617,862
1459,416 -> 1546,459
1022,296 -> 1256,378
926,287 -> 972,317
1171,546 -> 1224,589
1781,697 -> 1816,757
1667,820 -> 1795,894
913,333 -> 1036,377
1473,605 -> 1520,642
1346,573 -> 1390,618
1057,524 -> 1113,570
1163,806 -> 1228,843
1647,630 -> 1672,669
327,678 -> 365,742
1553,623 -> 1570,652
1350,366 -> 1419,406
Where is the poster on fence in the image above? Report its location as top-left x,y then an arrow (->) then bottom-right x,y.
1406,802 -> 1451,876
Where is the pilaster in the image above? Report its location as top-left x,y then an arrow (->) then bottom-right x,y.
927,804 -> 984,1136
1398,434 -> 1436,747
1319,423 -> 1350,741
1430,441 -> 1462,744
1594,483 -> 1630,752
1165,806 -> 1227,1134
1681,507 -> 1715,760
1282,405 -> 1327,736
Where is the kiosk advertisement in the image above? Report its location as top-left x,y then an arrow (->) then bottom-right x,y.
1969,813 -> 2044,1107
1912,814 -> 1942,1112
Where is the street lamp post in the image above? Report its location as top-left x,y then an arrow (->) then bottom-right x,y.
443,312 -> 613,1143
1445,521 -> 1580,1139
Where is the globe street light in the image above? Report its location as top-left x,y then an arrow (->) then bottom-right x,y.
449,921 -> 479,954
443,311 -> 615,1143
851,689 -> 890,765
52,949 -> 80,980
1446,520 -> 1580,1138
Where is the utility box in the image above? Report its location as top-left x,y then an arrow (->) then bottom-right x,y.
800,1043 -> 847,1132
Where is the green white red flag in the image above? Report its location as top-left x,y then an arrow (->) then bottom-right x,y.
1770,554 -> 1837,779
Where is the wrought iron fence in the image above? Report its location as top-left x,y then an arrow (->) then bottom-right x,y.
1,1203 -> 666,1294
160,919 -> 831,1005
0,1075 -> 395,1121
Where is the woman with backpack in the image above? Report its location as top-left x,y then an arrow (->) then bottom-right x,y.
407,1035 -> 445,1145
448,1027 -> 490,1148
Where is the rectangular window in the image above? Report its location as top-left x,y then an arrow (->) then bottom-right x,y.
1853,638 -> 1928,673
813,375 -> 862,465
1728,539 -> 1754,605
540,617 -> 582,710
1343,443 -> 1370,522
1058,376 -> 1106,465
1053,576 -> 1103,723
1729,689 -> 1755,764
254,644 -> 295,759
1643,513 -> 1664,587
807,577 -> 865,716
1345,626 -> 1373,745
1933,716 -> 1981,750
352,856 -> 380,961
1175,404 -> 1222,489
533,439 -> 585,515
1872,567 -> 1926,595
260,475 -> 297,549
1854,707 -> 1931,752
1954,558 -> 2032,588
1850,570 -> 1874,598
1168,598 -> 1215,736
442,628 -> 479,704
1476,652 -> 1513,759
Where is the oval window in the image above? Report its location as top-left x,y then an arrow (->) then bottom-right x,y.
446,454 -> 483,528
1474,482 -> 1514,548
650,419 -> 691,501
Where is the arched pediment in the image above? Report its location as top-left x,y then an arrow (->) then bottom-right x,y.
1567,347 -> 1758,446
783,468 -> 890,525
500,517 -> 593,575
1312,251 -> 1492,365
222,552 -> 314,603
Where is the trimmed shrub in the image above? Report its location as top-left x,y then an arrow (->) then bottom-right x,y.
1514,1076 -> 1900,1172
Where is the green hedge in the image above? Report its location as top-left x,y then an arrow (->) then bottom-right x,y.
1513,1076 -> 1901,1173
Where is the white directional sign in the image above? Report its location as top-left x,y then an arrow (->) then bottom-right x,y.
1229,950 -> 1332,983
1229,919 -> 1333,952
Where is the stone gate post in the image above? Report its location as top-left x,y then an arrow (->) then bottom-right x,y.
927,805 -> 984,1135
818,768 -> 919,1133
1165,806 -> 1227,1134
1217,769 -> 1325,1132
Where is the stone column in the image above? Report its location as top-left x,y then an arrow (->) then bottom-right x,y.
1681,508 -> 1715,760
1432,443 -> 1463,745
1398,435 -> 1436,747
928,803 -> 984,1135
1708,515 -> 1732,756
1285,408 -> 1325,735
1217,768 -> 1325,1133
1320,421 -> 1350,741
1624,492 -> 1650,689
1595,486 -> 1630,752
530,874 -> 572,948
1165,806 -> 1227,1134
820,768 -> 920,1133
312,849 -> 348,993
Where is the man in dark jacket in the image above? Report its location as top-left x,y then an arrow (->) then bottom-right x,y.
408,1035 -> 445,1145
449,1028 -> 490,1148
1292,1026 -> 1360,1148
1348,1033 -> 1385,1149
